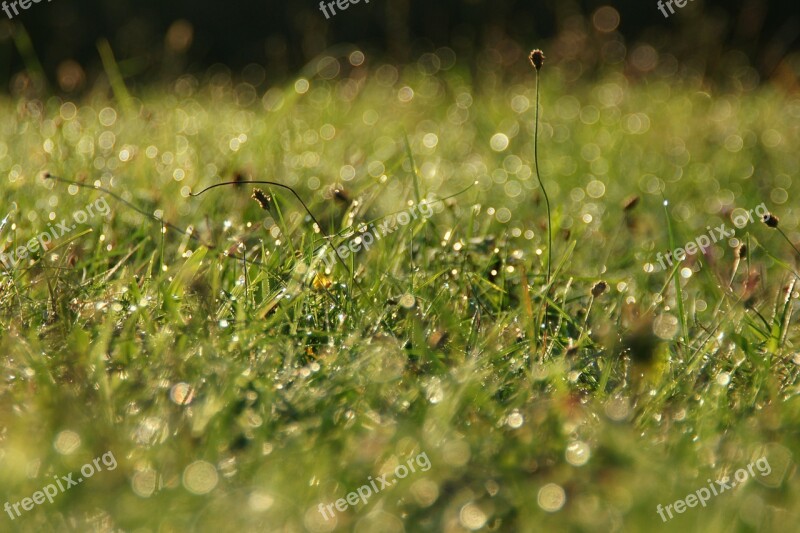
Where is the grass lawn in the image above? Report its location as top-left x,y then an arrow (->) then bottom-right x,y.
0,55 -> 798,532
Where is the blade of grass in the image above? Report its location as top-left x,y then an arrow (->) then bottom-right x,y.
403,130 -> 423,205
662,197 -> 688,350
97,39 -> 134,114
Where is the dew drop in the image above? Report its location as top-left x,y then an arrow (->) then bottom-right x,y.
170,382 -> 195,405
506,411 -> 524,429
459,502 -> 488,530
566,441 -> 591,466
54,430 -> 81,455
183,461 -> 218,495
538,483 -> 566,512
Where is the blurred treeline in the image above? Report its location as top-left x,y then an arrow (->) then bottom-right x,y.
0,0 -> 798,94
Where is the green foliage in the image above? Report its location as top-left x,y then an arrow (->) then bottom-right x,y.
0,63 -> 798,532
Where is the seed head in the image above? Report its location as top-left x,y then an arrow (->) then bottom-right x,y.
232,171 -> 246,188
591,280 -> 608,298
529,49 -> 545,71
622,320 -> 659,368
622,195 -> 640,212
737,243 -> 747,259
332,188 -> 352,206
762,213 -> 779,228
251,188 -> 273,212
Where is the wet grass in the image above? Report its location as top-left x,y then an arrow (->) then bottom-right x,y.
0,57 -> 799,532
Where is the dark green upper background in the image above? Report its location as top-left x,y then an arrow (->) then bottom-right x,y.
0,0 -> 798,91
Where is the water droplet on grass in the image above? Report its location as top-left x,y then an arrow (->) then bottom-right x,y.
54,430 -> 81,455
399,294 -> 416,308
170,382 -> 195,405
566,441 -> 591,466
538,483 -> 566,512
653,313 -> 679,340
506,411 -> 524,429
132,469 -> 158,498
183,461 -> 218,495
459,502 -> 488,529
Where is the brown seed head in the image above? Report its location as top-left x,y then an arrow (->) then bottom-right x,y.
332,188 -> 352,206
232,171 -> 246,188
428,329 -> 449,349
762,213 -> 779,228
737,243 -> 747,259
529,49 -> 545,71
591,280 -> 608,298
251,188 -> 272,212
622,195 -> 640,212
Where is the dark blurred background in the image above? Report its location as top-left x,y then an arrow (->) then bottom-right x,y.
0,0 -> 798,93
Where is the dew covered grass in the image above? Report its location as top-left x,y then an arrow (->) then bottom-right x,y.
0,56 -> 799,532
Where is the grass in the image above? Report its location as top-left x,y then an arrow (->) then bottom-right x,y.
0,55 -> 798,532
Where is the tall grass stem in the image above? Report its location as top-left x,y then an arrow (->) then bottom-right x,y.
533,70 -> 552,284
